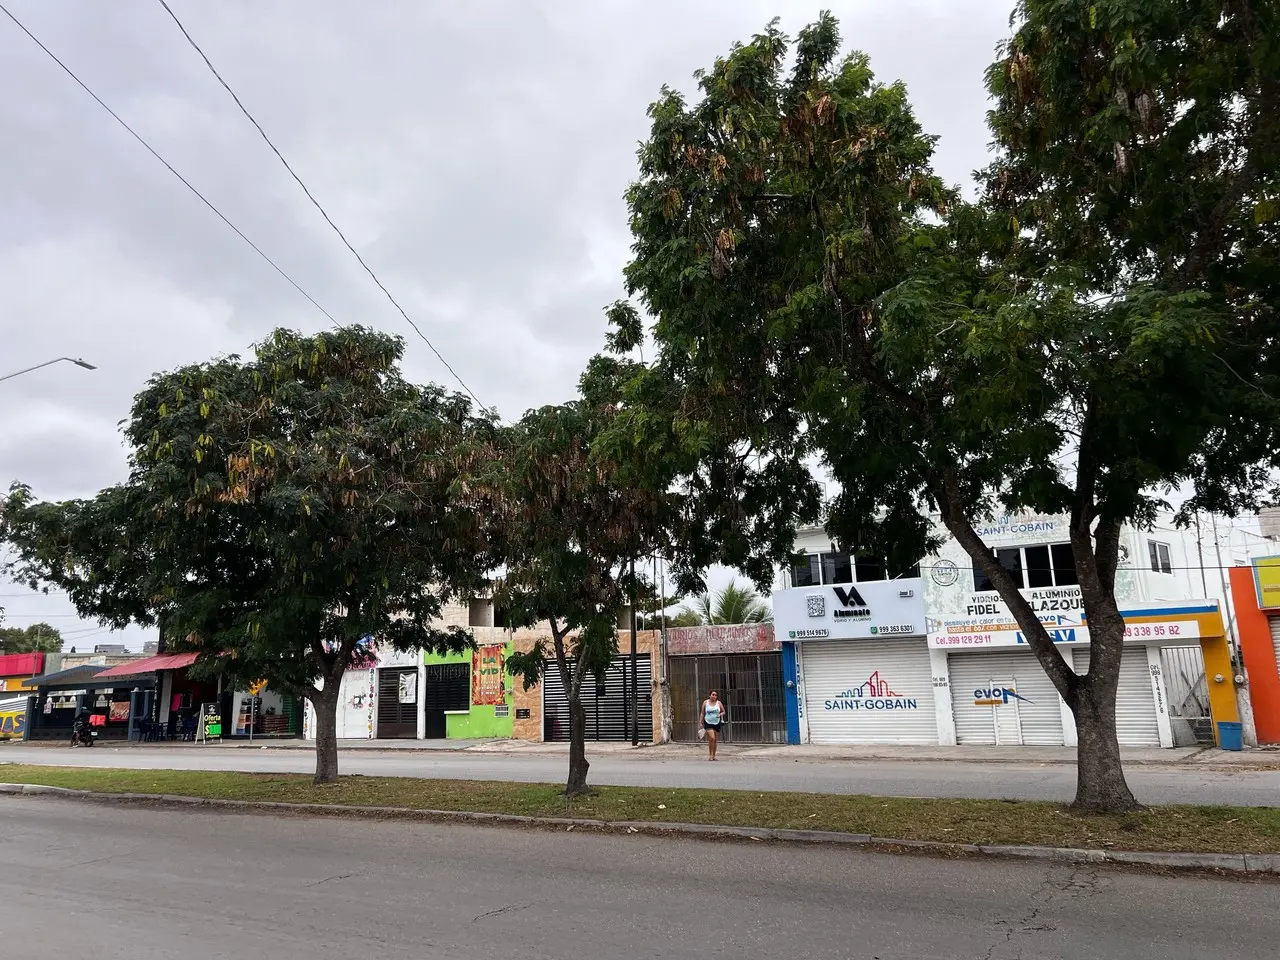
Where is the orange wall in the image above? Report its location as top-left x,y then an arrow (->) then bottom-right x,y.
1229,567 -> 1280,744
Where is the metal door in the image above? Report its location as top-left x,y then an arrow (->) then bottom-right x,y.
423,662 -> 469,739
542,655 -> 652,742
668,654 -> 786,743
376,667 -> 418,739
800,639 -> 938,745
949,651 -> 1065,746
1072,646 -> 1161,746
1160,645 -> 1213,745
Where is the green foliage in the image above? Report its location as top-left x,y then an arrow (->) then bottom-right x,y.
0,622 -> 62,654
611,9 -> 1280,810
2,326 -> 498,778
675,579 -> 773,626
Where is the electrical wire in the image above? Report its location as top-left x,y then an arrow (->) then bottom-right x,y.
0,1 -> 342,327
155,0 -> 485,409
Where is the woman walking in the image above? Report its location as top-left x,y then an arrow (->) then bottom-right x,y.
700,690 -> 726,760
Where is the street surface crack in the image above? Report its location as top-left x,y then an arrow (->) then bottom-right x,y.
976,865 -> 1109,958
472,901 -> 536,923
308,872 -> 357,886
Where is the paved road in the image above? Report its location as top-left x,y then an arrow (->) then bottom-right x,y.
1,797 -> 1273,959
3,743 -> 1279,805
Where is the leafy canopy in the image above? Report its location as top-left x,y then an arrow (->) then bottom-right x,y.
2,326 -> 496,698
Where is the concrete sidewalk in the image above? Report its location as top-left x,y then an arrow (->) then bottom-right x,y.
15,736 -> 1277,767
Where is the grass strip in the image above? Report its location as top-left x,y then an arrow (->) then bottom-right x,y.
2,764 -> 1277,854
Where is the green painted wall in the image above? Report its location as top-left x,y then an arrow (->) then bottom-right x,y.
423,646 -> 514,739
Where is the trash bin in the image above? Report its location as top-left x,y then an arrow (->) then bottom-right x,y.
1216,721 -> 1243,752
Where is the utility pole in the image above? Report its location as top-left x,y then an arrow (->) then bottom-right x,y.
629,558 -> 639,746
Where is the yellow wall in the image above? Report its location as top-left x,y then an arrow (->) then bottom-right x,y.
1124,609 -> 1238,738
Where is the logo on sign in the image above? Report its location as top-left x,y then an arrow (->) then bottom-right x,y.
931,559 -> 959,586
973,686 -> 1033,707
832,585 -> 871,620
823,670 -> 918,711
1015,628 -> 1076,645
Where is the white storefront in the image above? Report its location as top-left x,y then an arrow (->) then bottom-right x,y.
923,513 -> 1190,748
775,578 -> 938,745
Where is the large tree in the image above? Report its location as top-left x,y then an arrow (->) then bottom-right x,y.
2,327 -> 495,783
0,622 -> 62,654
481,360 -> 673,796
608,10 -> 1279,811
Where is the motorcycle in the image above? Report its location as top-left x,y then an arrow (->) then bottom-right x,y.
70,717 -> 97,748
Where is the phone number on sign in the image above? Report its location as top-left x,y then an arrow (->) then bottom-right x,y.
935,633 -> 996,645
1123,623 -> 1183,638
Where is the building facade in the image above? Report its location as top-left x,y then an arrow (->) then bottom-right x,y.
775,511 -> 1240,748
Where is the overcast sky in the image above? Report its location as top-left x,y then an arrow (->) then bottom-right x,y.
0,0 -> 1014,649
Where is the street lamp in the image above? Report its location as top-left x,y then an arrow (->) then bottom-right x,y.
0,357 -> 97,383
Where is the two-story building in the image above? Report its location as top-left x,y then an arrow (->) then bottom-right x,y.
774,512 -> 1240,748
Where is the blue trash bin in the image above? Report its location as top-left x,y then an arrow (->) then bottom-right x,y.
1217,721 -> 1243,752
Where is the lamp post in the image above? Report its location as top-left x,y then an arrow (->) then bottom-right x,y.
0,357 -> 97,383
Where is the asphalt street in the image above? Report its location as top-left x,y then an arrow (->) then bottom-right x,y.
2,743 -> 1278,805
1,797 -> 1273,959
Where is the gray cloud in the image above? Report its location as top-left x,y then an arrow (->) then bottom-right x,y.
0,0 -> 1013,642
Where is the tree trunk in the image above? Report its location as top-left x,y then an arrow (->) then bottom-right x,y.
310,689 -> 340,786
566,693 -> 591,797
1071,679 -> 1139,812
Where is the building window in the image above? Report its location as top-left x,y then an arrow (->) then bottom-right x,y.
1148,540 -> 1172,574
791,551 -> 916,586
974,544 -> 1077,592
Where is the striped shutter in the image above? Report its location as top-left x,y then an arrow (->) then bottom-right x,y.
800,639 -> 937,745
1072,646 -> 1160,746
1270,617 -> 1280,682
541,655 -> 652,742
948,651 -> 1065,746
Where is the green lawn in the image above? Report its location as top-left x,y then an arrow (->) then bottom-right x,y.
2,764 -> 1278,854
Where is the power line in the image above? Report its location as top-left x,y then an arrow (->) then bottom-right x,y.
155,0 -> 485,409
0,1 -> 342,327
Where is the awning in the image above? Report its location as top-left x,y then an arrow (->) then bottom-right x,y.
94,652 -> 200,679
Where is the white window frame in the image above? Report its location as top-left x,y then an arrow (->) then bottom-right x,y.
974,542 -> 1078,592
1148,540 -> 1173,575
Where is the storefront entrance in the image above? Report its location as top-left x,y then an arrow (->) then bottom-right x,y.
668,654 -> 786,743
799,639 -> 938,745
376,667 -> 418,739
949,651 -> 1065,746
1072,646 -> 1161,746
423,662 -> 469,739
542,655 -> 653,742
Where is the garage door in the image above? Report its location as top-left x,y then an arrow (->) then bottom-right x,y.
1072,646 -> 1160,746
542,655 -> 653,742
800,639 -> 937,744
949,651 -> 1065,746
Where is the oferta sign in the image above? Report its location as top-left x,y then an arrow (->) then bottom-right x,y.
773,578 -> 924,642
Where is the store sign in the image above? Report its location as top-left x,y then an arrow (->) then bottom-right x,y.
774,578 -> 925,641
0,708 -> 26,739
202,703 -> 221,739
973,685 -> 1031,707
1253,556 -> 1280,610
823,670 -> 919,711
397,673 -> 418,705
472,645 -> 506,706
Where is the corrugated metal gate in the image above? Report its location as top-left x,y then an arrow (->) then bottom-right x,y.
668,653 -> 786,744
949,651 -> 1065,746
376,667 -> 418,739
1160,645 -> 1213,745
1072,646 -> 1160,746
423,662 -> 469,739
800,639 -> 938,745
542,655 -> 652,742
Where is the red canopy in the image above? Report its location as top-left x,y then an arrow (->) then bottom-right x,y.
94,652 -> 200,679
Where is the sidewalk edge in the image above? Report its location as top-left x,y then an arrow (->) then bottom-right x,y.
2,782 -> 1274,874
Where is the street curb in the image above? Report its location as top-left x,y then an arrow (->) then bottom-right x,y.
2,782 -> 1275,874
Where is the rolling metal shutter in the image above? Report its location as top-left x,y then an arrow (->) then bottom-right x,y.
1072,646 -> 1160,746
948,651 -> 1065,746
1270,617 -> 1280,682
542,655 -> 653,742
800,639 -> 937,745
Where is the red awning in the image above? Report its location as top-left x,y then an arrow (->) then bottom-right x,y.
94,652 -> 200,679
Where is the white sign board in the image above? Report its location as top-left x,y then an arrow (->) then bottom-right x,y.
773,578 -> 926,641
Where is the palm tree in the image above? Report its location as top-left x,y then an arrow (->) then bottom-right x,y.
672,579 -> 772,626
